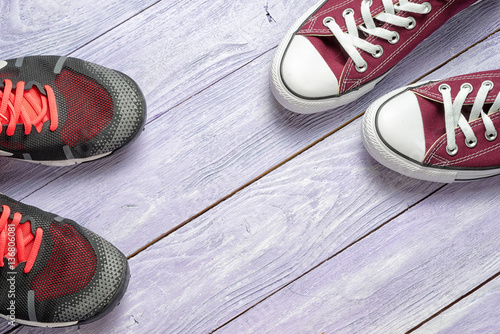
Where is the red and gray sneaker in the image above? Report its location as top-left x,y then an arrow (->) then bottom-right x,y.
271,0 -> 483,114
362,69 -> 500,183
0,56 -> 146,166
0,194 -> 129,327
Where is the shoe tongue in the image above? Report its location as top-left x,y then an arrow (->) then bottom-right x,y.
24,88 -> 48,131
297,0 -> 395,36
306,36 -> 349,78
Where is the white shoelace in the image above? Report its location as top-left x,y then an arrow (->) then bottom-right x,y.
322,0 -> 432,72
439,81 -> 500,156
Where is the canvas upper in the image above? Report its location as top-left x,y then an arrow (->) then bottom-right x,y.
272,0 -> 482,114
363,69 -> 500,183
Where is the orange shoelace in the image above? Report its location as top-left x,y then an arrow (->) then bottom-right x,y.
0,205 -> 43,273
0,79 -> 58,136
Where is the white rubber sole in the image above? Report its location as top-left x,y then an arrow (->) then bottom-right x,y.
8,151 -> 112,167
0,314 -> 78,328
362,82 -> 500,183
270,0 -> 389,114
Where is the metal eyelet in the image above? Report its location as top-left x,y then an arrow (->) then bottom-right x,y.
343,8 -> 354,17
422,2 -> 432,14
323,17 -> 334,26
356,62 -> 368,73
460,83 -> 473,93
485,130 -> 498,141
405,17 -> 416,30
372,45 -> 384,58
388,32 -> 400,44
465,137 -> 477,149
482,80 -> 494,90
446,145 -> 458,156
439,84 -> 451,93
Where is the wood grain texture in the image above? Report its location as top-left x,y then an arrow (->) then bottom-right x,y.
0,0 -> 160,59
9,1 -> 499,257
14,34 -> 498,332
15,120 -> 443,334
15,31 -> 498,334
219,177 -> 500,334
415,277 -> 500,333
0,0 -> 498,333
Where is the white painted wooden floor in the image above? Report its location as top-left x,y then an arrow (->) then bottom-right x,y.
0,0 -> 499,333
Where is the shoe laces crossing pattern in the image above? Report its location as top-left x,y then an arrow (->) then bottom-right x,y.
0,205 -> 43,273
0,79 -> 58,136
322,0 -> 432,72
440,81 -> 500,156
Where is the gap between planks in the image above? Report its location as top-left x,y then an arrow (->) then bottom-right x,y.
4,12 -> 498,334
20,27 -> 499,259
67,0 -> 165,58
211,185 -> 447,332
127,27 -> 500,260
406,269 -> 500,333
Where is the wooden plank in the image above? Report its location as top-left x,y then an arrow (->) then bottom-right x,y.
13,35 -> 500,332
218,177 -> 500,333
13,2 -> 500,256
415,276 -> 500,333
0,0 -> 321,238
13,120 -> 443,334
0,0 -> 160,59
1,2 -> 499,333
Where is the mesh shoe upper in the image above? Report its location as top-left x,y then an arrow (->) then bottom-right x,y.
0,194 -> 129,325
0,56 -> 146,163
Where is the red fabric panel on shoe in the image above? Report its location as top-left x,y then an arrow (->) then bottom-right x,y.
55,69 -> 113,147
423,113 -> 500,168
412,70 -> 500,104
31,222 -> 97,302
413,94 -> 446,153
306,36 -> 348,79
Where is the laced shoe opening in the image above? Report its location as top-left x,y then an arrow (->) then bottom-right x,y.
0,79 -> 58,136
0,205 -> 43,274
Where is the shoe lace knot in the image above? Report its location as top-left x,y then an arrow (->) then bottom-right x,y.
0,205 -> 43,273
0,79 -> 59,136
440,80 -> 500,156
323,0 -> 432,72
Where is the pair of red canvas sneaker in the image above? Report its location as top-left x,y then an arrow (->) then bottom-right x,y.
271,0 -> 499,183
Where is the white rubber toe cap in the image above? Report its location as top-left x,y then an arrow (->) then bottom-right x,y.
376,90 -> 426,162
281,35 -> 339,98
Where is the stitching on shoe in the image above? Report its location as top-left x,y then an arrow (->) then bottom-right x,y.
341,0 -> 452,93
425,112 -> 500,166
413,73 -> 500,103
301,0 -> 386,35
